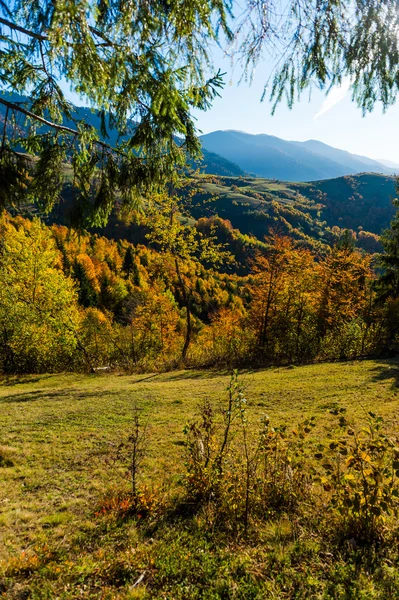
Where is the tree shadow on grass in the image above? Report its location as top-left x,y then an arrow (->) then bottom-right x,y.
369,359 -> 399,389
163,369 -> 232,382
130,374 -> 159,385
1,388 -> 123,403
0,374 -> 54,387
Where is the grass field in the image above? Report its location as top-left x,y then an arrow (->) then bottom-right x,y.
2,359 -> 399,598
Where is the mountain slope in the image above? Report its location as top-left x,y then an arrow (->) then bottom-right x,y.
190,149 -> 245,176
188,173 -> 397,253
292,139 -> 390,175
0,92 -> 244,177
377,158 -> 399,171
11,170 -> 395,260
200,130 -> 394,181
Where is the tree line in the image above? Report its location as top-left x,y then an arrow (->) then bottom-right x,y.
1,202 -> 399,374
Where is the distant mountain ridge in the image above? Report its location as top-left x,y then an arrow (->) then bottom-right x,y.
200,130 -> 396,182
377,158 -> 399,171
0,92 -> 244,178
3,93 -> 392,181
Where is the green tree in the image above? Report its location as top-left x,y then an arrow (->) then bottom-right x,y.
145,193 -> 231,362
122,246 -> 141,286
0,214 -> 80,372
238,0 -> 399,115
122,246 -> 135,276
377,199 -> 399,302
73,259 -> 99,308
0,0 -> 228,223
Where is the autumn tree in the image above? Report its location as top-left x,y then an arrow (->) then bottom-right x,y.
0,214 -> 80,372
315,243 -> 373,358
132,285 -> 181,366
145,193 -> 231,362
247,233 -> 376,363
248,235 -> 320,362
249,235 -> 294,354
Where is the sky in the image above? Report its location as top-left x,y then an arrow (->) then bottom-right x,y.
191,47 -> 399,165
60,20 -> 399,166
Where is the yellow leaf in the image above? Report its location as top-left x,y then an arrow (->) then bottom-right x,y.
360,452 -> 371,462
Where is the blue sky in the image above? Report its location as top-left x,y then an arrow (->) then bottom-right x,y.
61,27 -> 399,165
192,47 -> 399,164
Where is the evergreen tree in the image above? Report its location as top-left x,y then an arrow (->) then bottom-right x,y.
0,0 -> 228,224
131,261 -> 141,288
122,247 -> 135,276
336,229 -> 356,252
377,199 -> 399,301
73,260 -> 98,308
53,235 -> 71,275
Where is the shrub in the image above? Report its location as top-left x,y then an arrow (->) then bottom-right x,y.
183,372 -> 315,534
316,411 -> 399,543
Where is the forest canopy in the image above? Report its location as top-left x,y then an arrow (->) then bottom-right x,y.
1,0 -> 399,224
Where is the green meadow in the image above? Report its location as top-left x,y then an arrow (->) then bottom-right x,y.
2,360 -> 399,598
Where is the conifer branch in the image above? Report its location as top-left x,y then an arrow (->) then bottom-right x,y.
0,97 -> 166,159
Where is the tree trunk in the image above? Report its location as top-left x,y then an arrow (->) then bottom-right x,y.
175,257 -> 191,363
182,304 -> 191,363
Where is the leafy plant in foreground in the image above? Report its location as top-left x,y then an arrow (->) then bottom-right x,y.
183,371 -> 315,533
316,411 -> 399,543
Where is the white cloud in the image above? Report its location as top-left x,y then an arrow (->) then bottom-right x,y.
314,79 -> 351,120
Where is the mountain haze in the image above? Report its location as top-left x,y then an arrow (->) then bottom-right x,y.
0,93 -> 244,178
2,93 -> 394,181
200,130 -> 395,181
377,158 -> 399,171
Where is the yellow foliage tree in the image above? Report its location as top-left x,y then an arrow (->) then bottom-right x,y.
0,215 -> 80,372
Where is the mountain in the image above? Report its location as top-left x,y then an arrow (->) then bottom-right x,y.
190,149 -> 245,176
292,140 -> 390,175
200,130 -> 395,182
3,93 -> 397,255
0,92 -> 244,178
377,158 -> 399,171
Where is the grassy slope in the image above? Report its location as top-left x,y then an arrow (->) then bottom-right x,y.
2,360 -> 399,597
190,173 -> 396,252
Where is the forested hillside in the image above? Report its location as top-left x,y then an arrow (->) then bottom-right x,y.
188,172 -> 397,253
1,208 -> 399,375
13,171 -> 395,257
